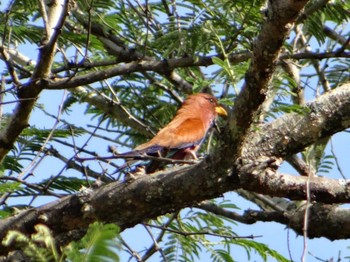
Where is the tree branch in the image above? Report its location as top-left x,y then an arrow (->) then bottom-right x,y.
71,86 -> 154,137
243,82 -> 350,160
0,0 -> 69,161
227,0 -> 310,155
1,79 -> 350,253
1,156 -> 349,254
199,201 -> 350,240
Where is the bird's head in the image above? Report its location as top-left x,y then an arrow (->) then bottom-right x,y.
184,93 -> 228,118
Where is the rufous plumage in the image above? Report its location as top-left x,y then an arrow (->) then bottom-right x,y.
121,93 -> 227,173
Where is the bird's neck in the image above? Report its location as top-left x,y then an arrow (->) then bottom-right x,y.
179,104 -> 216,128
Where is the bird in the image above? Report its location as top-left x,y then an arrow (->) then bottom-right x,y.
120,93 -> 228,174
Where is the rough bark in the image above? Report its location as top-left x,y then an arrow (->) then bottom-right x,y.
1,83 -> 350,253
2,0 -> 350,257
230,0 -> 309,143
0,0 -> 69,161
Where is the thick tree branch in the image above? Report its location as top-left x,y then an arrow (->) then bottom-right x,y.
243,83 -> 350,159
0,1 -> 69,161
1,155 -> 349,254
199,201 -> 350,240
1,1 -> 350,257
43,52 -> 250,90
1,80 -> 350,253
229,0 -> 309,143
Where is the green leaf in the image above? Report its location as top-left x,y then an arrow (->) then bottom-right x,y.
65,222 -> 120,262
0,182 -> 21,193
232,239 -> 290,262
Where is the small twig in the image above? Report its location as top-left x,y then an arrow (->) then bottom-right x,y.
38,0 -> 50,37
287,228 -> 293,262
142,224 -> 168,262
335,34 -> 350,55
142,213 -> 177,261
0,98 -> 37,105
330,138 -> 346,179
75,153 -> 199,165
144,223 -> 261,240
18,91 -> 67,179
120,237 -> 144,262
44,115 -> 108,190
141,71 -> 183,104
323,26 -> 350,49
0,85 -> 16,95
45,147 -> 113,183
301,168 -> 312,262
308,251 -> 332,262
196,201 -> 250,224
0,176 -> 63,198
287,155 -> 315,177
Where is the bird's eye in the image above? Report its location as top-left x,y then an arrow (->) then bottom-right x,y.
209,98 -> 214,103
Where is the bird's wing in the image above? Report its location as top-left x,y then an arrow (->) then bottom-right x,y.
148,117 -> 206,149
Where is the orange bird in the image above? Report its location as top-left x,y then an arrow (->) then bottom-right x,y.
123,93 -> 227,173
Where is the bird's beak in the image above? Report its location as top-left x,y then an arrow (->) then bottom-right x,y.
215,105 -> 228,117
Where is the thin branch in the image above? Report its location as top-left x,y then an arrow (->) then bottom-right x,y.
120,237 -> 144,262
302,169 -> 312,262
141,72 -> 183,103
142,213 -> 177,261
38,0 -> 50,38
0,47 -> 37,67
196,201 -> 256,224
330,138 -> 346,179
70,86 -> 154,137
323,26 -> 350,50
0,176 -> 63,198
144,223 -> 260,240
43,51 -> 250,89
286,155 -> 314,177
18,91 -> 67,179
296,0 -> 331,24
45,147 -> 113,183
0,98 -> 36,105
75,153 -> 199,165
142,224 -> 168,262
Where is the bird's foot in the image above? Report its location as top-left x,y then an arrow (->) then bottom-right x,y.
124,166 -> 147,182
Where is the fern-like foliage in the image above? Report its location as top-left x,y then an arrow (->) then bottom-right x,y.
2,224 -> 61,262
65,222 -> 121,262
156,200 -> 290,262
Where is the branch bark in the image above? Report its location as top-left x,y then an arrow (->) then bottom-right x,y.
243,83 -> 350,159
199,201 -> 350,240
229,0 -> 309,144
1,0 -> 350,257
0,0 -> 69,161
1,82 -> 350,253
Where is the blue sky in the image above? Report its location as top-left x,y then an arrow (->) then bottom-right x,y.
9,77 -> 348,262
0,1 -> 349,261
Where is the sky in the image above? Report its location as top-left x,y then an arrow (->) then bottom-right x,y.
6,70 -> 347,262
0,1 -> 349,261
